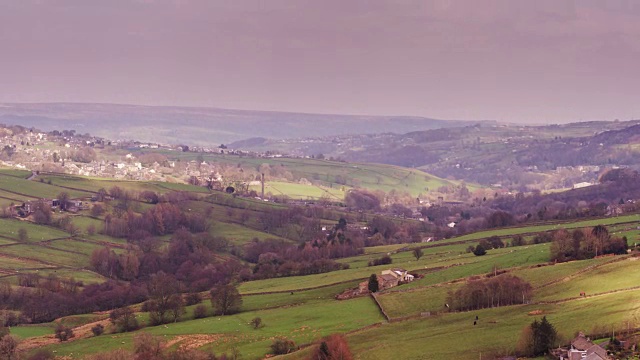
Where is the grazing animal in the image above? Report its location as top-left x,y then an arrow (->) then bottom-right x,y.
473,321 -> 477,326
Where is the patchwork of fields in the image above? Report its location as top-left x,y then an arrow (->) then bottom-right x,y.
2,168 -> 640,360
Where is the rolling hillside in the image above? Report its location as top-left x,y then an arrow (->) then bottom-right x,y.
0,169 -> 636,359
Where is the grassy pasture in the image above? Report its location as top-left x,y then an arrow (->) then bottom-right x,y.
39,173 -> 192,195
46,238 -> 112,257
375,256 -> 618,320
41,296 -> 384,359
398,243 -> 551,290
239,242 -> 552,295
0,254 -> 54,271
376,283 -> 461,319
0,244 -> 88,268
339,290 -> 640,360
511,257 -> 614,288
534,257 -> 640,302
0,168 -> 32,178
10,325 -> 55,339
0,174 -> 91,199
69,216 -> 103,234
250,180 -> 346,200
0,218 -> 70,241
241,281 -> 361,312
0,188 -> 32,202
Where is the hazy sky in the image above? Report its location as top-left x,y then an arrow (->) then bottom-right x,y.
1,0 -> 639,122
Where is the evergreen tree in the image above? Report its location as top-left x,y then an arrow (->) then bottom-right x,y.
367,274 -> 379,293
530,316 -> 557,356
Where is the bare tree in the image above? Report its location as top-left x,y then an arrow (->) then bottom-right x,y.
210,284 -> 242,315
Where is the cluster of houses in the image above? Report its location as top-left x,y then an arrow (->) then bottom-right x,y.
554,332 -> 610,360
15,198 -> 90,217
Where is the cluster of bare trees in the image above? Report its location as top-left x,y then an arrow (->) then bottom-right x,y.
0,275 -> 147,323
446,275 -> 533,311
244,238 -> 353,279
550,226 -> 628,262
102,202 -> 207,238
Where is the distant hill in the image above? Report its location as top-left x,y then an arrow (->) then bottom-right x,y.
0,103 -> 478,145
237,120 -> 640,190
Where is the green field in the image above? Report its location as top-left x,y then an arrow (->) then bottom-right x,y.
250,180 -> 346,200
41,296 -> 385,359
0,173 -> 91,199
342,290 -> 640,360
10,325 -> 55,339
0,218 -> 70,241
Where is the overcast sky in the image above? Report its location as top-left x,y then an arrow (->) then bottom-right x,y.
1,0 -> 639,122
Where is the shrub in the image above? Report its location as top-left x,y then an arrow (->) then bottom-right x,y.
54,324 -> 74,342
310,334 -> 353,360
473,244 -> 487,256
91,324 -> 104,336
270,337 -> 296,355
133,333 -> 164,359
250,317 -> 262,329
109,307 -> 139,333
367,255 -> 392,266
0,335 -> 19,360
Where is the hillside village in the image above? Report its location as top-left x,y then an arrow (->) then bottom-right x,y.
0,125 -> 274,186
